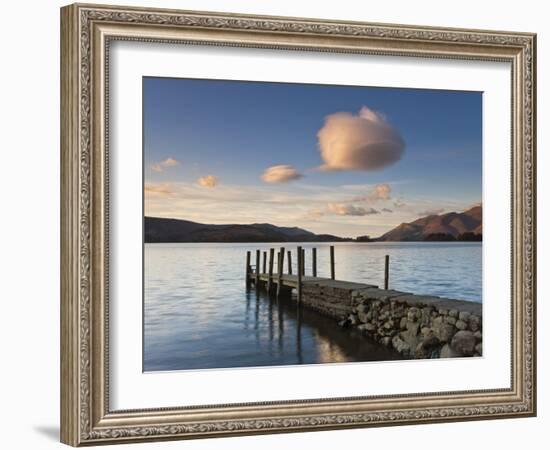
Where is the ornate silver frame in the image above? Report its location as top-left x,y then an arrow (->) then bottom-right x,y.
60,3 -> 536,446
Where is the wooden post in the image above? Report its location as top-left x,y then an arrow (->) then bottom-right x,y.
262,251 -> 267,273
246,251 -> 251,288
255,249 -> 260,285
287,250 -> 292,275
297,246 -> 302,304
277,247 -> 285,296
330,245 -> 335,280
312,247 -> 317,277
384,254 -> 390,290
301,248 -> 306,276
267,248 -> 274,292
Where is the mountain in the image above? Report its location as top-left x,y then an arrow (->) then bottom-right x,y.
144,217 -> 349,243
376,205 -> 482,242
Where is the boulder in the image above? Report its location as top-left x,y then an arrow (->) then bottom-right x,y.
392,334 -> 411,355
459,311 -> 471,322
448,309 -> 459,318
451,330 -> 476,356
358,322 -> 376,332
445,316 -> 457,325
469,315 -> 481,332
440,343 -> 461,358
432,322 -> 455,343
455,320 -> 468,330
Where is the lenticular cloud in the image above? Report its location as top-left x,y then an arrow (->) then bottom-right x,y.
317,106 -> 405,171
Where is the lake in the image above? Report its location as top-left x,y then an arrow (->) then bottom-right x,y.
144,241 -> 481,371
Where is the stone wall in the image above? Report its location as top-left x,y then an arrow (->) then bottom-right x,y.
299,284 -> 482,359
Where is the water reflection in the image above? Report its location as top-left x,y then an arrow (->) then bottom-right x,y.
144,242 -> 480,371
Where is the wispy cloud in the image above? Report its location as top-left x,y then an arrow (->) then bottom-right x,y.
197,175 -> 219,188
327,203 -> 380,216
144,183 -> 174,196
261,165 -> 303,183
354,183 -> 392,202
317,106 -> 405,171
151,157 -> 179,172
417,208 -> 445,216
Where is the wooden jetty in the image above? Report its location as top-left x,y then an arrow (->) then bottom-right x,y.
246,245 -> 384,292
245,245 -> 382,315
244,245 -> 483,359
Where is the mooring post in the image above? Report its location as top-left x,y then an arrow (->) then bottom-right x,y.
267,248 -> 274,292
330,245 -> 335,280
255,249 -> 260,285
301,248 -> 306,276
246,251 -> 251,288
262,251 -> 267,273
287,250 -> 292,275
277,246 -> 285,297
312,247 -> 317,277
384,254 -> 390,290
297,246 -> 303,305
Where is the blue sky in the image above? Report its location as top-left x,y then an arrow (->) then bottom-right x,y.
143,77 -> 482,238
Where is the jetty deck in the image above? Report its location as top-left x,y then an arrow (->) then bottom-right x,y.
255,273 -> 377,291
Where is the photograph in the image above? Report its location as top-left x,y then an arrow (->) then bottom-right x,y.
143,77 -> 483,372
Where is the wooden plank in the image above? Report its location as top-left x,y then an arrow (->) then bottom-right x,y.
267,248 -> 274,292
384,254 -> 390,290
287,250 -> 292,275
312,247 -> 317,277
246,250 -> 251,288
255,249 -> 260,285
297,246 -> 303,304
301,248 -> 306,275
262,251 -> 267,273
277,246 -> 285,296
330,245 -> 335,280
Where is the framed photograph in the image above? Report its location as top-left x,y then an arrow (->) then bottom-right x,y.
60,3 -> 536,446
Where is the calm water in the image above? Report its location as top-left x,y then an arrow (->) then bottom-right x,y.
144,242 -> 482,371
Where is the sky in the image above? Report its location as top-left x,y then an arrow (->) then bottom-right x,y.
143,77 -> 482,238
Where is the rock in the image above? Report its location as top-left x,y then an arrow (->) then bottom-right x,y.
383,319 -> 395,330
473,331 -> 482,341
469,315 -> 481,332
445,316 -> 457,325
421,307 -> 433,326
459,311 -> 471,322
381,336 -> 392,347
451,330 -> 476,356
348,314 -> 359,325
438,308 -> 449,316
440,343 -> 461,358
415,335 -> 440,359
358,312 -> 369,323
400,317 -> 408,330
406,321 -> 420,335
432,322 -> 455,343
407,307 -> 419,322
358,322 -> 376,332
432,316 -> 444,326
475,343 -> 482,355
338,318 -> 351,328
392,334 -> 411,355
449,309 -> 459,318
356,303 -> 368,314
421,326 -> 432,337
455,320 -> 468,330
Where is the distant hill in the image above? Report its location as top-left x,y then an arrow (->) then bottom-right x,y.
376,205 -> 482,242
144,217 -> 349,243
